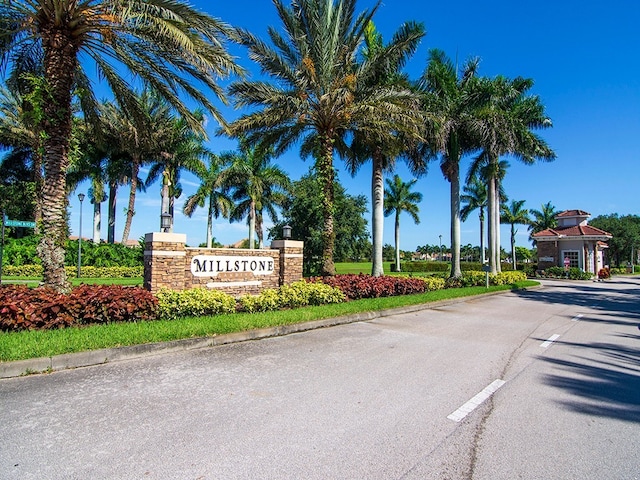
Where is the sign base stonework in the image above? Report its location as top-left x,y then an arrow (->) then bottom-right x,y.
143,232 -> 303,295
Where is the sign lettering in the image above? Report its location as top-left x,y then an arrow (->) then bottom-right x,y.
191,255 -> 275,277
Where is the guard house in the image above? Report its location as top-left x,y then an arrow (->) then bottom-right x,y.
532,210 -> 612,274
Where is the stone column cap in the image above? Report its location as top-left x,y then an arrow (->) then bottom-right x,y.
144,232 -> 187,243
271,240 -> 304,249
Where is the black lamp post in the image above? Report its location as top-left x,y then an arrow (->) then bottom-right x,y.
77,193 -> 85,278
283,224 -> 292,240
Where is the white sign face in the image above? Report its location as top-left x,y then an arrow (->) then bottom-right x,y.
540,256 -> 554,262
191,255 -> 275,277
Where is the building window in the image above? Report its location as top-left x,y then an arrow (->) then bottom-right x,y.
562,250 -> 580,268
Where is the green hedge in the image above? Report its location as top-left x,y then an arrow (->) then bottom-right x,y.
1,264 -> 143,278
395,261 -> 516,273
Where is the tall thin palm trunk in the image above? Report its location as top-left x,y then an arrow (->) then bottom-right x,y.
92,200 -> 101,243
449,162 -> 462,277
371,152 -> 385,276
107,182 -> 117,243
394,210 -> 401,272
318,136 -> 336,276
121,155 -> 140,244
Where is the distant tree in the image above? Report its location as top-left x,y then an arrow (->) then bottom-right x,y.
383,175 -> 422,272
270,170 -> 369,275
515,246 -> 533,263
590,214 -> 640,268
528,201 -> 559,240
500,199 -> 531,269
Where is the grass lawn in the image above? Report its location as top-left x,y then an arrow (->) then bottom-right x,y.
0,280 -> 539,362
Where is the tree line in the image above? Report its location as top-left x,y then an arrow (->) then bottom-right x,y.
1,0 -> 558,291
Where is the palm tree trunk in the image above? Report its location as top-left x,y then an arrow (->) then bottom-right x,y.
249,200 -> 256,249
487,175 -> 498,274
371,152 -> 384,277
394,211 -> 401,272
318,135 -> 335,276
494,177 -> 502,273
511,225 -> 517,269
121,156 -> 139,244
449,164 -> 462,278
206,193 -> 214,248
32,151 -> 43,235
107,182 -> 117,244
37,30 -> 78,292
479,208 -> 485,263
93,200 -> 101,243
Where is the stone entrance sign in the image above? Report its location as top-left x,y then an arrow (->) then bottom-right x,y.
143,232 -> 303,295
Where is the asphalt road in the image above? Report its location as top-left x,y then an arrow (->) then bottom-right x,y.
1,278 -> 638,479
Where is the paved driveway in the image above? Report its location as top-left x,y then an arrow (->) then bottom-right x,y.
1,278 -> 638,479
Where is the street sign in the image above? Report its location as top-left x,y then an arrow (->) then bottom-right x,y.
4,219 -> 36,228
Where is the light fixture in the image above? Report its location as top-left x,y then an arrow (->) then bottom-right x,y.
160,212 -> 171,233
283,224 -> 292,240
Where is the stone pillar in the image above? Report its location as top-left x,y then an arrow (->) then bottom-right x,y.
271,240 -> 304,286
144,232 -> 187,293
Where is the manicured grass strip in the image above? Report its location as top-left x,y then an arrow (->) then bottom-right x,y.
0,281 -> 538,362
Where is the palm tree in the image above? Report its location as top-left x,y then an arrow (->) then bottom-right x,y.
0,0 -> 242,291
528,201 -> 559,240
417,49 -> 482,279
384,175 -> 422,272
183,153 -> 233,249
460,175 -> 488,263
145,114 -> 210,233
344,20 -> 425,277
473,76 -> 556,273
222,142 -> 290,249
500,199 -> 530,269
227,0 -> 423,275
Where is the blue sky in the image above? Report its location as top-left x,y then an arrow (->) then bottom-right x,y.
67,0 -> 640,252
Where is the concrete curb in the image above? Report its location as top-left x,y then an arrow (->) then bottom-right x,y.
0,288 -> 522,379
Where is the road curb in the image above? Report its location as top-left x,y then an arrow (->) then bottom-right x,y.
0,288 -> 521,379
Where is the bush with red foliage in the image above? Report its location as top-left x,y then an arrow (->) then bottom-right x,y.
310,274 -> 426,300
0,284 -> 158,332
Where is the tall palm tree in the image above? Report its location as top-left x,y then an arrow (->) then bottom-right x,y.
417,49 -> 481,279
344,20 -> 425,277
0,0 -> 242,291
473,76 -> 556,273
227,0 -> 423,275
222,142 -> 290,249
500,199 -> 530,269
528,201 -> 559,240
384,175 -> 422,272
183,153 -> 233,249
460,175 -> 488,263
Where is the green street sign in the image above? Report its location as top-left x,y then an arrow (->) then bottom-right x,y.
4,219 -> 36,228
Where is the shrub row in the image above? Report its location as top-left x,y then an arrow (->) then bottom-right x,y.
239,281 -> 346,313
1,265 -> 143,278
312,274 -> 430,300
536,266 -> 593,280
397,261 -> 516,273
0,285 -> 158,332
155,281 -> 346,318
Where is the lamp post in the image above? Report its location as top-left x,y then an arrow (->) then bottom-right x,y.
283,224 -> 292,240
160,211 -> 172,233
439,234 -> 442,262
77,193 -> 85,278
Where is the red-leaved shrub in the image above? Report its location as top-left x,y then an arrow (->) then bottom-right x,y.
310,274 -> 426,300
0,284 -> 158,332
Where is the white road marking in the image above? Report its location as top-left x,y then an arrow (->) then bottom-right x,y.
572,314 -> 583,322
447,379 -> 506,422
540,334 -> 561,348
